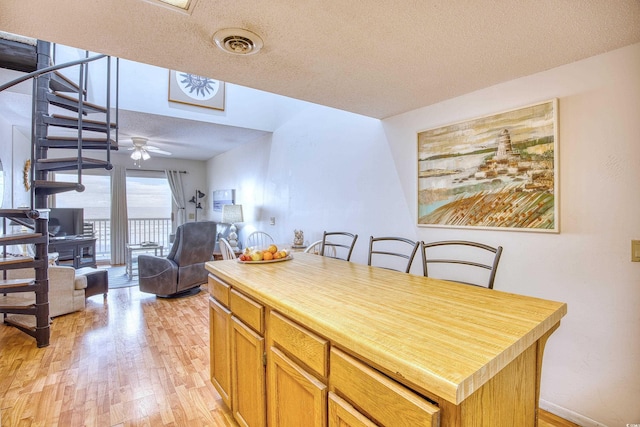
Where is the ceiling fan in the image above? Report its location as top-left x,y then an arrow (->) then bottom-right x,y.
126,137 -> 172,165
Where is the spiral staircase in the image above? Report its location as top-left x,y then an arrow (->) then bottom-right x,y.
0,36 -> 118,346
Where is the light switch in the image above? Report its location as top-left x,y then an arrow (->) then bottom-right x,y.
632,240 -> 640,262
270,217 -> 276,225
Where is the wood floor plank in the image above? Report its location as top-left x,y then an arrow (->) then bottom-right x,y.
1,284 -> 575,426
1,285 -> 237,427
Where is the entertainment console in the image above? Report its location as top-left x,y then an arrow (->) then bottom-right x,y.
49,236 -> 97,269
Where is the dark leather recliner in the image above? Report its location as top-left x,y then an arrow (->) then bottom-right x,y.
138,221 -> 217,297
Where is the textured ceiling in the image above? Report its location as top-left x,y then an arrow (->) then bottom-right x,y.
1,1 -> 639,158
2,0 -> 638,119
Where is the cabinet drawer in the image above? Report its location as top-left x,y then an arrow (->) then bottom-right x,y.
270,311 -> 329,378
230,289 -> 264,334
330,348 -> 439,427
209,274 -> 230,307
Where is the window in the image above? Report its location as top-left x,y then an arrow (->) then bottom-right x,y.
53,173 -> 111,221
126,171 -> 172,248
125,174 -> 171,219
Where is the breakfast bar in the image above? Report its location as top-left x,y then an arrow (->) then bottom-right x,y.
206,252 -> 567,426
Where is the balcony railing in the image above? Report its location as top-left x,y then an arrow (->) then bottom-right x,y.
86,218 -> 172,260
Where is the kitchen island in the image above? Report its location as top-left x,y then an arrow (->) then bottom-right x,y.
206,252 -> 566,427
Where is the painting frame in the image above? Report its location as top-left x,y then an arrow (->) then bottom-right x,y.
417,99 -> 559,233
168,70 -> 225,111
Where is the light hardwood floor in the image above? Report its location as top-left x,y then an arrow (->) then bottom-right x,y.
1,286 -> 577,426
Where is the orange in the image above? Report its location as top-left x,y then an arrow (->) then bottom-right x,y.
263,251 -> 274,260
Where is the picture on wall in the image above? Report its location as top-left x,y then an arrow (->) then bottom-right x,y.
212,189 -> 235,212
417,99 -> 558,232
168,70 -> 225,111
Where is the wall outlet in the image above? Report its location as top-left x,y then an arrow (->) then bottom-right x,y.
188,213 -> 195,220
632,240 -> 640,262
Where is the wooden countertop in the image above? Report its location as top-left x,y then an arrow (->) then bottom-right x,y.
206,253 -> 566,405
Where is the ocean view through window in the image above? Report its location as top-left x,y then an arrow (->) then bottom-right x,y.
53,172 -> 172,261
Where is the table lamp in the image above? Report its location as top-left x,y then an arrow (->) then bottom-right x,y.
221,204 -> 244,249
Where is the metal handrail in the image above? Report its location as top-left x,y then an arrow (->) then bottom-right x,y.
0,53 -> 107,92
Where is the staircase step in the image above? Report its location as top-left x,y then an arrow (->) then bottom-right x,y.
44,114 -> 116,133
36,157 -> 112,172
0,295 -> 36,311
46,92 -> 107,115
50,70 -> 85,95
0,209 -> 40,219
0,36 -> 37,73
0,232 -> 43,244
0,254 -> 35,268
0,278 -> 35,291
3,314 -> 38,331
33,180 -> 85,196
39,136 -> 118,150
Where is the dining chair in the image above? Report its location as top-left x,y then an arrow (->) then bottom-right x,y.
368,236 -> 420,273
219,238 -> 237,260
321,231 -> 358,261
420,240 -> 503,289
245,231 -> 274,250
303,240 -> 336,257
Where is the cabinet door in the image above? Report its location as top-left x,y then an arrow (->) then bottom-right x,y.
210,298 -> 232,408
76,240 -> 96,268
268,346 -> 327,427
231,316 -> 266,427
328,392 -> 376,427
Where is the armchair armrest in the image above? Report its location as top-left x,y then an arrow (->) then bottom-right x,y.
138,254 -> 179,297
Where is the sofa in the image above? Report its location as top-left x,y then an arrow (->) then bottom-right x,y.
7,265 -> 87,318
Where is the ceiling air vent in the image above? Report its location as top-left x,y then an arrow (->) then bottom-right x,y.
213,28 -> 263,55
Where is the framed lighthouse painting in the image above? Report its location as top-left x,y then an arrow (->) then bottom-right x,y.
417,99 -> 558,233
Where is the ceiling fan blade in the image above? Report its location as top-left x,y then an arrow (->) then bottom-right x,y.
146,146 -> 172,156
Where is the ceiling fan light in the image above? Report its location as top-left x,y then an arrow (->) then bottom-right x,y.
131,150 -> 142,160
142,150 -> 151,160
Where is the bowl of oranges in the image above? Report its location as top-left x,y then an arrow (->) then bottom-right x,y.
237,244 -> 292,263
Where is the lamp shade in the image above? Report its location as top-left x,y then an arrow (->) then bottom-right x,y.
221,204 -> 244,224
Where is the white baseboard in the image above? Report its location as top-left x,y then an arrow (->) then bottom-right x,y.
540,399 -> 608,427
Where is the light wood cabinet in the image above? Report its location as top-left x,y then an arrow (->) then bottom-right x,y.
330,347 -> 439,427
268,346 -> 327,427
209,274 -> 267,427
328,392 -> 377,427
231,317 -> 266,427
209,297 -> 231,408
268,311 -> 329,427
206,254 -> 566,426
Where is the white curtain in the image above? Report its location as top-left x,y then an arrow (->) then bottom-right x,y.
165,170 -> 186,227
110,165 -> 128,265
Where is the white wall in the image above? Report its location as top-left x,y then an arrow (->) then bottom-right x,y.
385,43 -> 640,427
0,120 -> 30,209
206,43 -> 640,426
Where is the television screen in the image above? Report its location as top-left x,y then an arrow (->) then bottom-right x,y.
49,208 -> 84,237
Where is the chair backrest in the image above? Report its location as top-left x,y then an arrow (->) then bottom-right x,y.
420,240 -> 503,289
219,238 -> 237,260
245,231 -> 275,250
321,231 -> 358,261
303,240 -> 336,257
167,221 -> 218,266
368,236 -> 420,273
